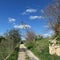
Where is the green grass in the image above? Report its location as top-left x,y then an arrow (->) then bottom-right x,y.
56,34 -> 60,40
0,43 -> 12,60
7,44 -> 19,60
25,38 -> 60,60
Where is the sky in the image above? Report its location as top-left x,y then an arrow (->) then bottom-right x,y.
0,0 -> 54,38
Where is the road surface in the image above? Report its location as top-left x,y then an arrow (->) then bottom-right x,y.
18,44 -> 40,60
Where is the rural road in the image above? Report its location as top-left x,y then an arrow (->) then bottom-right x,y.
18,44 -> 39,60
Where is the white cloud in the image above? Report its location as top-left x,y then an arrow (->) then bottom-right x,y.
22,8 -> 37,15
43,33 -> 51,38
14,24 -> 31,29
30,16 -> 44,19
26,9 -> 37,13
8,17 -> 16,22
25,25 -> 31,28
43,30 -> 54,38
44,25 -> 49,28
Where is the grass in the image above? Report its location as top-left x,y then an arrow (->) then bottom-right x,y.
7,44 -> 19,60
25,38 -> 60,60
0,43 -> 12,60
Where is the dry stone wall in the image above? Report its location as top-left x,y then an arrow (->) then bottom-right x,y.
49,40 -> 60,56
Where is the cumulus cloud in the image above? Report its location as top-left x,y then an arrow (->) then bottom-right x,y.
22,8 -> 37,15
8,17 -> 16,22
30,16 -> 44,19
14,24 -> 31,29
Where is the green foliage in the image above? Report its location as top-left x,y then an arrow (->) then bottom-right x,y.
25,38 -> 60,60
25,42 -> 36,50
56,34 -> 60,41
0,36 -> 5,43
35,35 -> 43,41
4,29 -> 21,49
0,29 -> 21,60
8,29 -> 21,45
7,44 -> 19,60
37,46 -> 60,60
0,36 -> 9,60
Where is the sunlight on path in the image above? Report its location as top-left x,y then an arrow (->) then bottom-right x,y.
18,44 -> 26,60
18,44 -> 40,60
26,50 -> 40,60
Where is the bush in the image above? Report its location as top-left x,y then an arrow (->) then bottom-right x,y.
56,34 -> 60,41
7,44 -> 19,60
25,42 -> 36,50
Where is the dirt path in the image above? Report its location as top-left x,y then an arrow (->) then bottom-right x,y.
18,44 -> 40,60
18,44 -> 26,60
26,50 -> 39,60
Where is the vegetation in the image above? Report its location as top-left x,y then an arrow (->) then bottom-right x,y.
56,34 -> 60,41
35,35 -> 43,41
7,44 -> 19,60
42,0 -> 60,36
25,38 -> 60,60
0,29 -> 21,60
0,0 -> 60,60
26,30 -> 36,42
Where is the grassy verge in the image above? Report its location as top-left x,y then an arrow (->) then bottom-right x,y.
7,44 -> 19,60
31,46 -> 60,60
25,38 -> 60,60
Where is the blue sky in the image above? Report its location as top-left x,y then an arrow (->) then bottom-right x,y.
0,0 -> 54,37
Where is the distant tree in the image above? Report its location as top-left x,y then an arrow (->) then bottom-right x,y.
9,29 -> 21,44
0,36 -> 5,43
35,35 -> 43,41
42,0 -> 60,36
26,30 -> 36,42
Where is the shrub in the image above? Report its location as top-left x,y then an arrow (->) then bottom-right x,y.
56,34 -> 60,41
25,42 -> 36,50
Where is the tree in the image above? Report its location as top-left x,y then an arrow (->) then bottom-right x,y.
42,0 -> 60,36
4,29 -> 21,49
0,29 -> 21,60
9,29 -> 21,44
0,36 -> 5,43
35,35 -> 43,41
25,30 -> 36,49
26,30 -> 36,42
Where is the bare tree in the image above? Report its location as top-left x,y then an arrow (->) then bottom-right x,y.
42,0 -> 60,36
26,30 -> 36,42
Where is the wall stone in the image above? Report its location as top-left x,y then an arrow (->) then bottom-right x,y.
49,40 -> 60,56
49,45 -> 56,55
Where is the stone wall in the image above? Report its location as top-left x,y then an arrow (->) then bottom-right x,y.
49,40 -> 60,56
